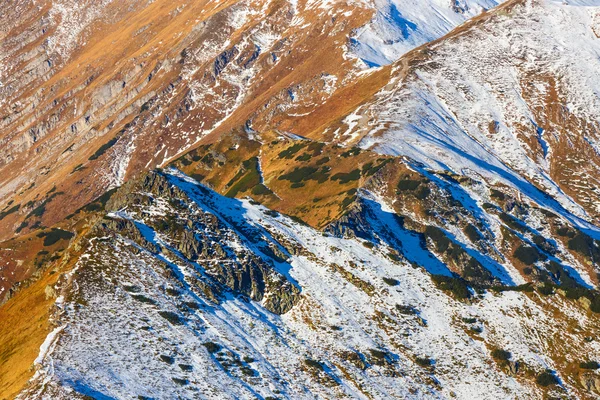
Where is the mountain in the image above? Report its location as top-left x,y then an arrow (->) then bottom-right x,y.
3,0 -> 600,399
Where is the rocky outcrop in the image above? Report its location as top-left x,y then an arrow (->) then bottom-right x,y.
99,170 -> 301,315
324,201 -> 376,241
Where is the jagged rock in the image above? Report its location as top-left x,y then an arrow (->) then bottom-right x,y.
324,201 -> 375,241
177,229 -> 201,261
263,280 -> 301,315
507,361 -> 519,376
95,170 -> 301,315
96,216 -> 159,253
580,372 -> 600,392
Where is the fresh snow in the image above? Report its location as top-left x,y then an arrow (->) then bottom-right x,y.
350,0 -> 502,66
22,170 -> 591,399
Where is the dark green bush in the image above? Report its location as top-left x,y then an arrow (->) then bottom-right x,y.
178,364 -> 193,371
432,275 -> 471,299
279,167 -> 318,183
361,241 -> 375,249
369,349 -> 391,366
278,143 -> 306,159
568,232 -> 592,254
27,201 -> 48,219
536,371 -> 558,387
580,361 -> 600,370
0,204 -> 20,220
295,153 -> 311,162
304,358 -> 325,371
40,228 -> 75,247
240,366 -> 256,376
532,235 -> 554,254
341,195 -> 356,209
71,164 -> 85,174
415,357 -> 433,367
397,179 -> 421,191
513,245 -> 545,265
191,173 -> 206,182
132,295 -> 156,305
307,142 -> 325,155
251,184 -> 271,196
225,157 -> 261,197
387,252 -> 401,262
491,349 -> 511,361
89,137 -> 118,161
414,186 -> 431,200
464,224 -> 481,242
202,342 -> 221,354
491,283 -> 533,293
546,261 -> 578,288
159,355 -> 174,364
556,226 -> 574,237
316,156 -> 329,165
424,226 -> 451,253
463,258 -> 493,282
591,297 -> 600,313
563,286 -> 592,300
172,378 -> 188,386
82,187 -> 119,213
499,213 -> 526,232
490,189 -> 505,200
184,301 -> 200,310
396,305 -> 417,315
15,221 -> 29,233
331,169 -> 361,184
158,311 -> 184,325
341,147 -> 361,158
471,326 -> 483,334
140,101 -> 151,112
362,159 -> 391,176
383,277 -> 399,286
179,157 -> 192,166
538,284 -> 554,296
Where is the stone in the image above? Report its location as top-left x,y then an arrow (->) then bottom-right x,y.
45,284 -> 57,300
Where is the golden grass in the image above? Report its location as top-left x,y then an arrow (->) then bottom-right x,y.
0,268 -> 58,400
0,215 -> 96,399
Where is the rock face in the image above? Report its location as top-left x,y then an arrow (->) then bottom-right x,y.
97,170 -> 301,315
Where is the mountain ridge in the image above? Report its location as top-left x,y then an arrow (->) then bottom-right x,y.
3,0 -> 600,398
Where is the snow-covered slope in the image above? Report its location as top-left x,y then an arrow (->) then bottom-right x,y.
350,0 -> 502,66
334,0 -> 600,226
19,169 -> 600,399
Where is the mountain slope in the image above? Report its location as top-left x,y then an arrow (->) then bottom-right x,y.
349,0 -> 502,66
339,0 -> 600,223
0,0 -> 508,245
16,169 -> 600,399
3,0 -> 600,399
